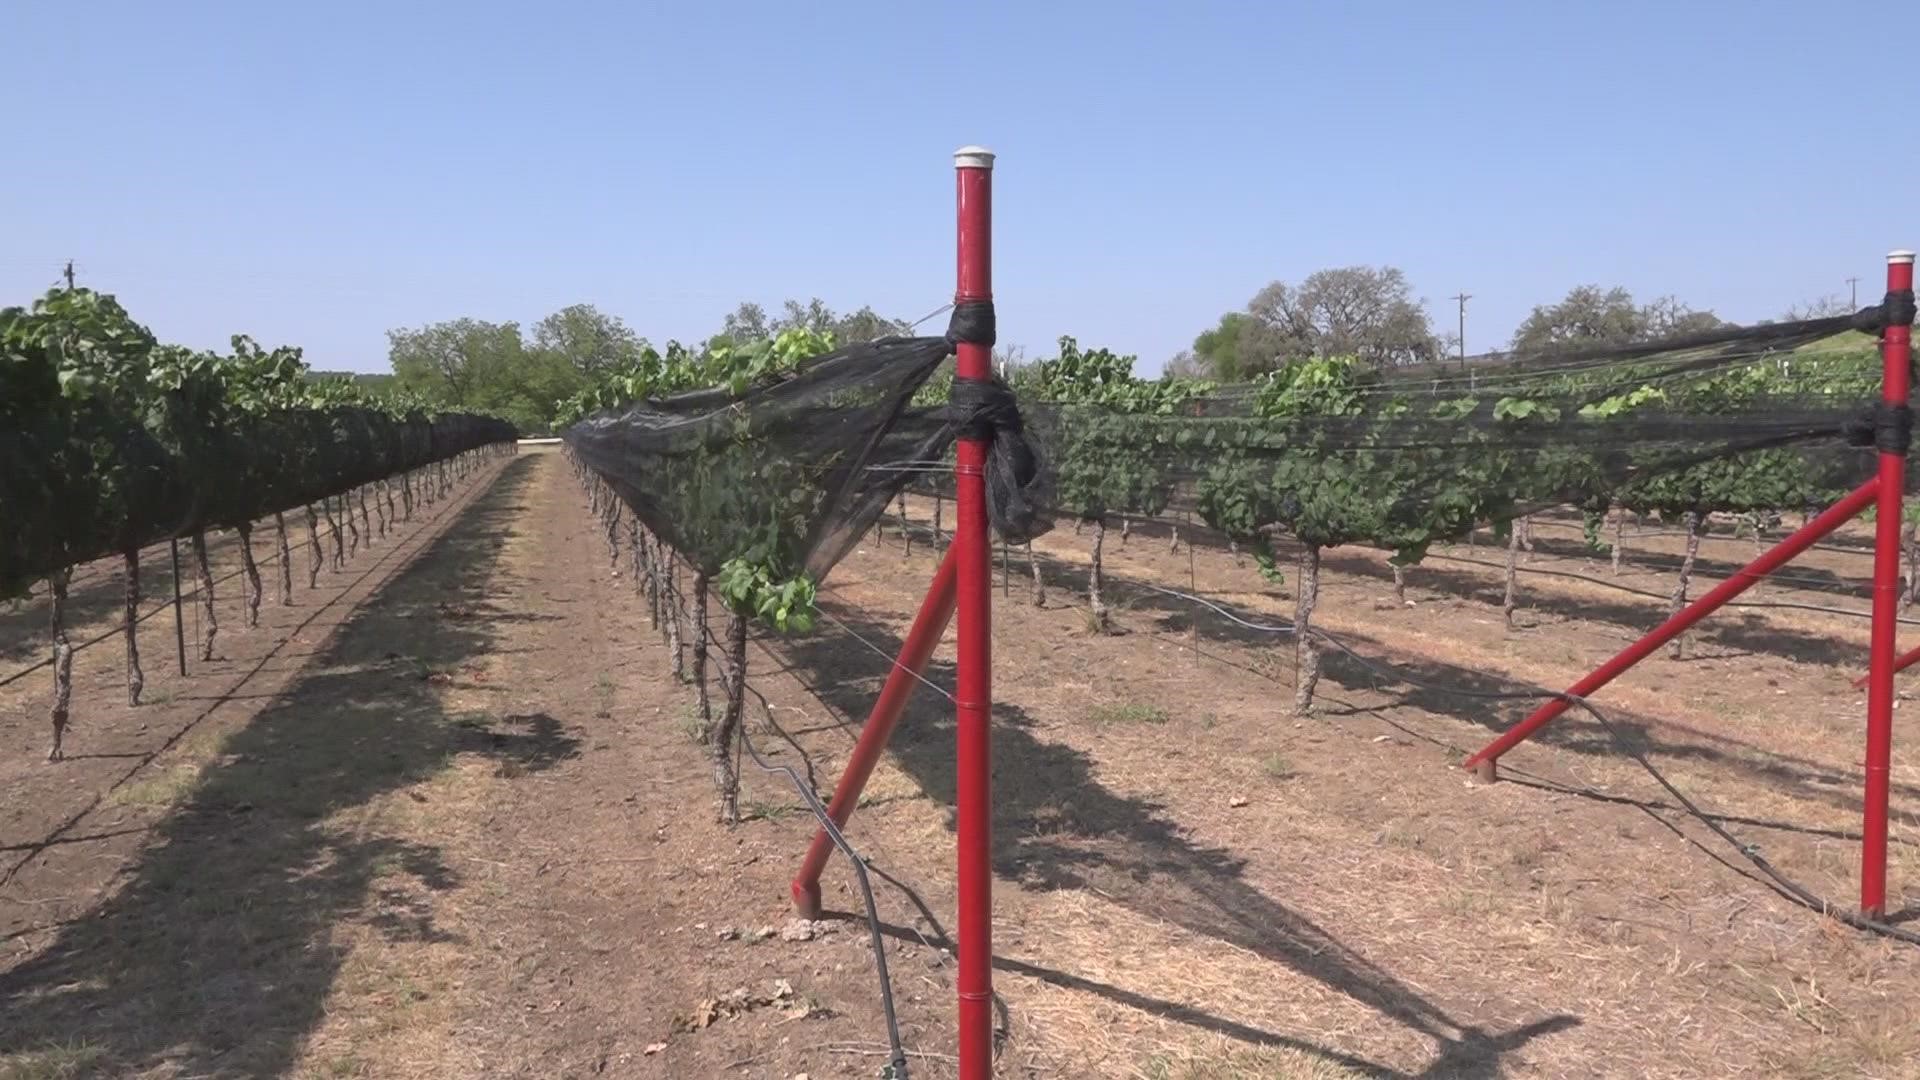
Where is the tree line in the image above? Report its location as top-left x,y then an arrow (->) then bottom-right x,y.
386,299 -> 912,435
393,272 -> 1856,432
1167,265 -> 1852,382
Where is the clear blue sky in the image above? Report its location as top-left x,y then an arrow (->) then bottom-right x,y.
3,2 -> 1910,375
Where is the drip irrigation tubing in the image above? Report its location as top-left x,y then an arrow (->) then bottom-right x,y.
701,606 -> 1011,1072
0,456 -> 506,889
891,488 -> 1881,612
5,513 -> 359,689
1417,551 -> 1914,627
604,479 -> 914,1077
730,665 -> 912,1079
1523,514 -> 1883,558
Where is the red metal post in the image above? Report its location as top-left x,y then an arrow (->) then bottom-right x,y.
952,145 -> 996,1080
790,546 -> 959,918
1463,477 -> 1880,777
1863,249 -> 1914,916
1854,640 -> 1920,690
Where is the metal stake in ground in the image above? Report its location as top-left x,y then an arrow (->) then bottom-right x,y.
169,538 -> 187,676
1862,249 -> 1915,918
950,144 -> 996,1080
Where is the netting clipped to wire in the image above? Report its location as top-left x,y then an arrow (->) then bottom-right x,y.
945,302 -> 1904,562
569,297 -> 1912,623
563,324 -> 1049,601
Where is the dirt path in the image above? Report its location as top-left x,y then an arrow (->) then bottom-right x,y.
295,450 -> 971,1079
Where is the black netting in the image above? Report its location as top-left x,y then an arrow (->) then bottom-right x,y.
569,303 -> 1911,582
565,336 -> 959,581
1,407 -> 515,589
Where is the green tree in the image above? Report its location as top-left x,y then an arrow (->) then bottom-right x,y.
1244,265 -> 1438,369
388,318 -> 524,404
773,298 -> 835,336
713,298 -> 910,349
1780,294 -> 1852,321
1189,312 -> 1285,380
829,304 -> 912,344
719,302 -> 770,342
1511,287 -> 1721,353
1641,295 -> 1725,338
388,318 -> 568,432
532,304 -> 644,379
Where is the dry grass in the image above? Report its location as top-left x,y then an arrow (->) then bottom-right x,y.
103,766 -> 201,809
1134,1045 -> 1374,1079
0,1043 -> 107,1080
1090,701 -> 1171,726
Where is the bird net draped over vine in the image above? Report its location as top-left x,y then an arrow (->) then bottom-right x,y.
1,285 -> 519,597
565,335 -> 965,581
1017,309 -> 1912,557
1,407 -> 515,590
567,298 -> 1913,582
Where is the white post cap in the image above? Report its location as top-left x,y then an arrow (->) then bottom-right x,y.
953,145 -> 996,170
1890,250 -> 1916,265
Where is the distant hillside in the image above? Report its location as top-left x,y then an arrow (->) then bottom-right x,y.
307,371 -> 397,390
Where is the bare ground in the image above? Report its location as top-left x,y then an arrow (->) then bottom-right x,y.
4,455 -> 1920,1078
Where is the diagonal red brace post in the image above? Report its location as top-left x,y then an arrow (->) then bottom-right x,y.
1462,477 -> 1879,779
791,546 -> 958,918
1853,642 -> 1920,690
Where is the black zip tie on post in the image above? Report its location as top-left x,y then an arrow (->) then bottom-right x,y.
1850,289 -> 1917,336
945,299 -> 996,347
1842,401 -> 1913,455
947,375 -> 1048,543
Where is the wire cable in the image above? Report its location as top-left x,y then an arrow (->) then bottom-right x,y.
813,586 -> 960,706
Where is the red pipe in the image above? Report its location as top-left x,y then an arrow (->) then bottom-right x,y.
1463,477 -> 1880,777
952,145 -> 996,1080
1862,250 -> 1914,917
1854,640 -> 1920,690
790,546 -> 958,918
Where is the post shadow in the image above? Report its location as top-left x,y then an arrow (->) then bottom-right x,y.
774,598 -> 1581,1079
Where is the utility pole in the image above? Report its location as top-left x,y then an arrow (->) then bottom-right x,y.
1451,292 -> 1472,388
63,260 -> 75,289
1848,276 -> 1860,309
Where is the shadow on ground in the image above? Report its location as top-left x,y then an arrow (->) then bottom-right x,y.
1319,549 -> 1868,669
986,539 -> 1898,826
0,458 -> 579,1077
774,596 -> 1579,1080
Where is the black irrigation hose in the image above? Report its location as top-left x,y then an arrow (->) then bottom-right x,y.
1141,579 -> 1920,947
1418,551 -> 1918,628
702,608 -> 1017,1069
1525,514 -> 1882,559
591,468 -> 912,1079
730,666 -> 911,1080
